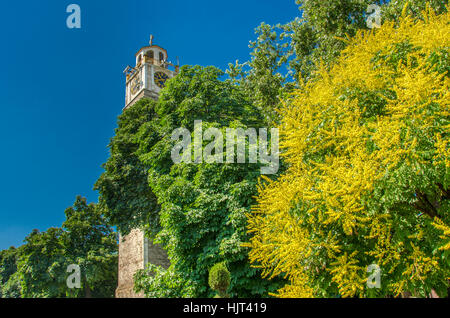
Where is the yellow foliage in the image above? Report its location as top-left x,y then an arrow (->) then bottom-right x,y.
432,218 -> 450,251
246,7 -> 450,297
391,243 -> 440,296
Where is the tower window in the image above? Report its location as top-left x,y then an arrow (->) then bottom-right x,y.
159,52 -> 164,62
146,50 -> 154,59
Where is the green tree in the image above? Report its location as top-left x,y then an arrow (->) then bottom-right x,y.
139,66 -> 282,297
227,22 -> 289,124
0,247 -> 22,298
61,196 -> 118,298
1,272 -> 22,298
4,197 -> 117,298
95,98 -> 161,237
15,228 -> 67,298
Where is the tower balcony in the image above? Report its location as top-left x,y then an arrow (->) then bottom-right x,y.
141,56 -> 179,73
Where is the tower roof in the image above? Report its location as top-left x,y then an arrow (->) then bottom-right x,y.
135,35 -> 168,58
135,45 -> 168,58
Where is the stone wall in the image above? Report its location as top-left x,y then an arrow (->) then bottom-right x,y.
145,238 -> 170,269
115,229 -> 145,298
115,229 -> 171,298
124,89 -> 159,110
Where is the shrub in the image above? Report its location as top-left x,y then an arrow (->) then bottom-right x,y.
208,262 -> 231,298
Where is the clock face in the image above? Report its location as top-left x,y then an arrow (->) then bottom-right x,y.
154,72 -> 169,89
130,72 -> 142,95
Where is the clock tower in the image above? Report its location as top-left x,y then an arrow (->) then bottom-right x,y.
116,37 -> 178,298
123,35 -> 179,109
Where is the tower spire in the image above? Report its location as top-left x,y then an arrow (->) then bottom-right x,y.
149,34 -> 154,46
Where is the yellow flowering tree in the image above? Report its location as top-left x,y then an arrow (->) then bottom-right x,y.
246,6 -> 450,298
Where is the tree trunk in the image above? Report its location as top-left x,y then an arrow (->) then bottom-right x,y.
84,277 -> 92,298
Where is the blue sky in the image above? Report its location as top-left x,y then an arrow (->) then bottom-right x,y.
0,0 -> 300,250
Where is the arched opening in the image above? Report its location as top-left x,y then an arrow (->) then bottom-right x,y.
159,52 -> 164,62
146,50 -> 154,59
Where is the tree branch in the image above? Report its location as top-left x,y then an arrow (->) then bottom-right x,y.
437,183 -> 450,200
414,191 -> 438,219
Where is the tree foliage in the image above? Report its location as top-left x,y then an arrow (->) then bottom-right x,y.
0,197 -> 117,298
15,228 -> 67,298
134,264 -> 197,298
0,247 -> 21,298
94,99 -> 161,237
245,7 -> 450,298
228,0 -> 447,124
61,196 -> 118,297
